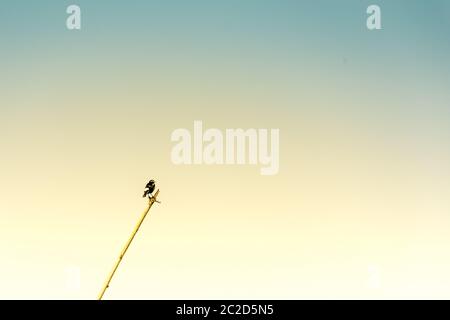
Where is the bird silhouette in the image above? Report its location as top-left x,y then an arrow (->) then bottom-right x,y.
142,179 -> 156,198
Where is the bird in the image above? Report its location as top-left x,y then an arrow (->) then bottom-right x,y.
142,179 -> 156,198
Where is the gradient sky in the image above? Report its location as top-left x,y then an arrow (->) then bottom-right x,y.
1,1 -> 450,299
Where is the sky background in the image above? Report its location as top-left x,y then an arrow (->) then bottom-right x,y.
1,0 -> 450,299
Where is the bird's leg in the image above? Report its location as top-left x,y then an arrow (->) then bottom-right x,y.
149,194 -> 161,204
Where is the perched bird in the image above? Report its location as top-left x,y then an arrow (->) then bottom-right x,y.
142,179 -> 156,198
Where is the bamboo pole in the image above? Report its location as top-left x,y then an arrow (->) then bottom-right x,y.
98,189 -> 160,300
